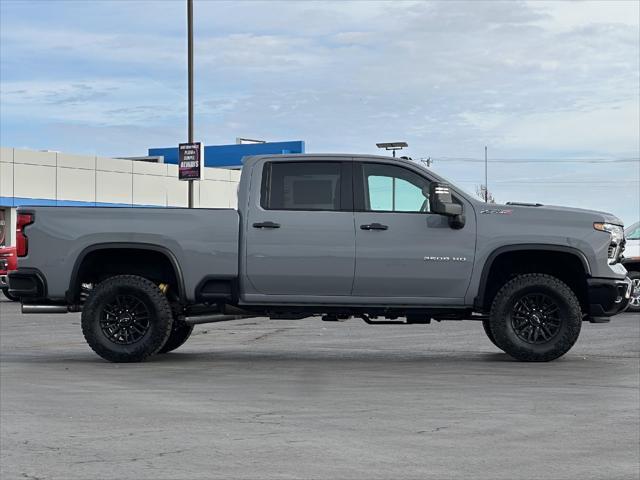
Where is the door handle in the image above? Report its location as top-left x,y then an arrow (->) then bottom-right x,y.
360,223 -> 388,231
253,221 -> 281,229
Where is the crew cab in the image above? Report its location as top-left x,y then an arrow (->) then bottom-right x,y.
8,154 -> 632,362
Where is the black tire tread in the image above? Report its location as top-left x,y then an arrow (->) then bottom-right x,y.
482,319 -> 499,348
81,275 -> 173,362
490,273 -> 582,362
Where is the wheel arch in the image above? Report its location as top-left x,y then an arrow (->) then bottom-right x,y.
68,243 -> 186,303
475,244 -> 591,312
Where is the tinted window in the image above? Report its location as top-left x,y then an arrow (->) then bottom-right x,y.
262,162 -> 342,211
362,163 -> 430,212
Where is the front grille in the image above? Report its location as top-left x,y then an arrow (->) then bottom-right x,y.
608,238 -> 625,264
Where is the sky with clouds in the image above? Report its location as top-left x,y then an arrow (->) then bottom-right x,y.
1,0 -> 638,223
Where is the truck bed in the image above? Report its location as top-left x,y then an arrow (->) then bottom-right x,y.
18,207 -> 239,301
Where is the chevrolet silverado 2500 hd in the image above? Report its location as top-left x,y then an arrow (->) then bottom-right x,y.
8,154 -> 632,362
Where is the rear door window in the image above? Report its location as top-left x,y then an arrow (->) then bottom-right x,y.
261,162 -> 344,211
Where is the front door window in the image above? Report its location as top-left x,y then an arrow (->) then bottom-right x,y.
362,163 -> 430,213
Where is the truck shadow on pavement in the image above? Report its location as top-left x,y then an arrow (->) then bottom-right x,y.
1,348 -> 577,367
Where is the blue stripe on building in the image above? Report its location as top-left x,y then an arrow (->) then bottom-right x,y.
149,140 -> 305,167
0,197 -> 159,208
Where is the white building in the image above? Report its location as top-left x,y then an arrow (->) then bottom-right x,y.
0,147 -> 240,247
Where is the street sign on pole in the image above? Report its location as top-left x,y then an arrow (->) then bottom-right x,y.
178,142 -> 203,181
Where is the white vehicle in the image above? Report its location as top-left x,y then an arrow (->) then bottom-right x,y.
623,222 -> 640,312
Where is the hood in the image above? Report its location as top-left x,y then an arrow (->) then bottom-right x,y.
492,202 -> 625,226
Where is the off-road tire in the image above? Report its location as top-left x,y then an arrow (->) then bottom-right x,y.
482,319 -> 500,348
81,275 -> 173,362
626,270 -> 640,313
159,320 -> 194,354
2,288 -> 19,302
489,273 -> 582,362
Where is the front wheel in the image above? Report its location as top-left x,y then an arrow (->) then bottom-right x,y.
81,275 -> 174,362
489,274 -> 582,362
2,288 -> 19,302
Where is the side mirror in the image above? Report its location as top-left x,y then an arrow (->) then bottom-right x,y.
430,183 -> 462,217
429,182 -> 465,229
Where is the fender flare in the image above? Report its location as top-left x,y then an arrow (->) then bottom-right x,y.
475,244 -> 591,309
67,242 -> 186,303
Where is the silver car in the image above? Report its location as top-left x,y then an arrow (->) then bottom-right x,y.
623,222 -> 640,312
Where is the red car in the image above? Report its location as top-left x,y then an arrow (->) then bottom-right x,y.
0,245 -> 18,301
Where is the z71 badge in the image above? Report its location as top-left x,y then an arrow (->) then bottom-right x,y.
480,208 -> 513,215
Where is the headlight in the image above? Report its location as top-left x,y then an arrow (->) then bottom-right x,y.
594,222 -> 625,264
594,222 -> 624,243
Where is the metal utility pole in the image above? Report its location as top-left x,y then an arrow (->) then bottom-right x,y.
187,0 -> 194,208
484,145 -> 488,203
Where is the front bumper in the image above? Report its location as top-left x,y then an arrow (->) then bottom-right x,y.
586,277 -> 632,319
0,274 -> 8,289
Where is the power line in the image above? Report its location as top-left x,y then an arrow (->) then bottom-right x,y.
430,157 -> 639,164
456,180 -> 638,185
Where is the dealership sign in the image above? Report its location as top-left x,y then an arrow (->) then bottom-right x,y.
178,142 -> 203,180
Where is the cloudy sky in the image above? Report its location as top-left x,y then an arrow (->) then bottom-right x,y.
1,0 -> 638,223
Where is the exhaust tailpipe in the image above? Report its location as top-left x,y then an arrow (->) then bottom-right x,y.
22,304 -> 69,314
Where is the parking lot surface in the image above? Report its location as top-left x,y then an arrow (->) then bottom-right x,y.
1,297 -> 638,480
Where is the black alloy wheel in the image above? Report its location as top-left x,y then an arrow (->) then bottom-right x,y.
99,294 -> 152,345
510,293 -> 562,344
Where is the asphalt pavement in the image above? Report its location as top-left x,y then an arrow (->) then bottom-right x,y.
1,297 -> 638,480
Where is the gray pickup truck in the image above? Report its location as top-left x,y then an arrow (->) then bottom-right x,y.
8,154 -> 632,362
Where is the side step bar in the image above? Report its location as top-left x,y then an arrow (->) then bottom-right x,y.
184,314 -> 256,325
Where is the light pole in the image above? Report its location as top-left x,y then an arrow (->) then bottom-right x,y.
187,0 -> 194,208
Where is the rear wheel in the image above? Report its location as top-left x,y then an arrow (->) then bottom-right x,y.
2,288 -> 19,302
81,275 -> 173,362
626,271 -> 640,313
489,273 -> 582,362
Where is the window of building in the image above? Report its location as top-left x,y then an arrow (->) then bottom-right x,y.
261,162 -> 342,211
362,163 -> 430,213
